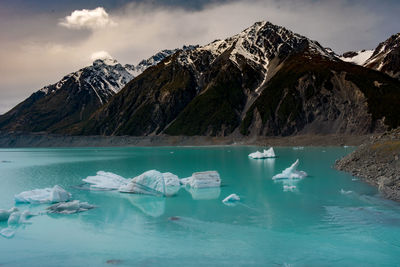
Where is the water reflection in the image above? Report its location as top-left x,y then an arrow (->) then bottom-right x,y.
185,187 -> 221,200
123,194 -> 165,217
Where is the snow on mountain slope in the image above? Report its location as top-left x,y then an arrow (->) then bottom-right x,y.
364,33 -> 400,79
176,21 -> 334,93
340,50 -> 374,65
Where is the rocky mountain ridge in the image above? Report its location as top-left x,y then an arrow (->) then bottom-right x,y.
339,33 -> 400,80
75,21 -> 400,137
0,48 -> 184,133
1,21 -> 399,137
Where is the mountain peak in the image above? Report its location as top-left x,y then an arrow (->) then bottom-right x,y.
93,57 -> 119,66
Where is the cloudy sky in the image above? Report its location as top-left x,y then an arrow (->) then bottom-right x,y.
0,0 -> 399,114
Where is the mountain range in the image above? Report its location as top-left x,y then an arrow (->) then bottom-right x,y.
0,21 -> 399,137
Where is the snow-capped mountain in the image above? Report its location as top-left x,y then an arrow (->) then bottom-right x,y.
0,48 -> 186,133
78,21 -> 399,137
177,21 -> 334,89
2,21 -> 399,137
132,45 -> 198,76
364,33 -> 400,80
38,58 -> 136,105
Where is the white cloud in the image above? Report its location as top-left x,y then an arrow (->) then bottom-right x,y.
59,7 -> 116,30
90,50 -> 113,61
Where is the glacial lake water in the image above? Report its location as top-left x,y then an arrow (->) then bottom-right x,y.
1,146 -> 400,266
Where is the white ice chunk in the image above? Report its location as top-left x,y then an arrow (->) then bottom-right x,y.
180,171 -> 221,188
293,146 -> 304,150
14,185 -> 72,204
0,207 -> 18,222
83,171 -> 129,190
47,200 -> 96,214
0,227 -> 15,238
119,170 -> 180,196
248,147 -> 276,159
222,194 -> 240,206
272,159 -> 308,180
340,189 -> 353,195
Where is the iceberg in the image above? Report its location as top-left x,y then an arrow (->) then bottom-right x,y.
222,194 -> 240,206
83,171 -> 129,190
0,207 -> 18,222
272,159 -> 307,180
14,185 -> 72,204
47,200 -> 96,214
248,147 -> 276,159
180,171 -> 221,188
119,170 -> 180,196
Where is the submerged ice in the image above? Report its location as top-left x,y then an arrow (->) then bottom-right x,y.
248,147 -> 276,159
47,200 -> 96,214
0,208 -> 36,239
0,207 -> 18,222
272,159 -> 307,180
14,185 -> 72,204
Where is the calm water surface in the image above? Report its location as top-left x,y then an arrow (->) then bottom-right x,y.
0,146 -> 399,266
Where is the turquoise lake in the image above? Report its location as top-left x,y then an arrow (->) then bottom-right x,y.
1,146 -> 400,266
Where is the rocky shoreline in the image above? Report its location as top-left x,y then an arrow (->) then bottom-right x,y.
335,128 -> 400,201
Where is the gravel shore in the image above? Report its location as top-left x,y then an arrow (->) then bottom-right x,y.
0,132 -> 371,148
335,128 -> 400,201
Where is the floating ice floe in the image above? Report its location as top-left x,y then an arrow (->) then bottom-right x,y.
272,159 -> 308,180
340,189 -> 353,195
180,171 -> 221,188
0,207 -> 18,222
222,194 -> 240,206
293,146 -> 304,150
14,185 -> 72,204
47,200 -> 96,214
248,147 -> 276,159
83,171 -> 129,190
119,170 -> 181,196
